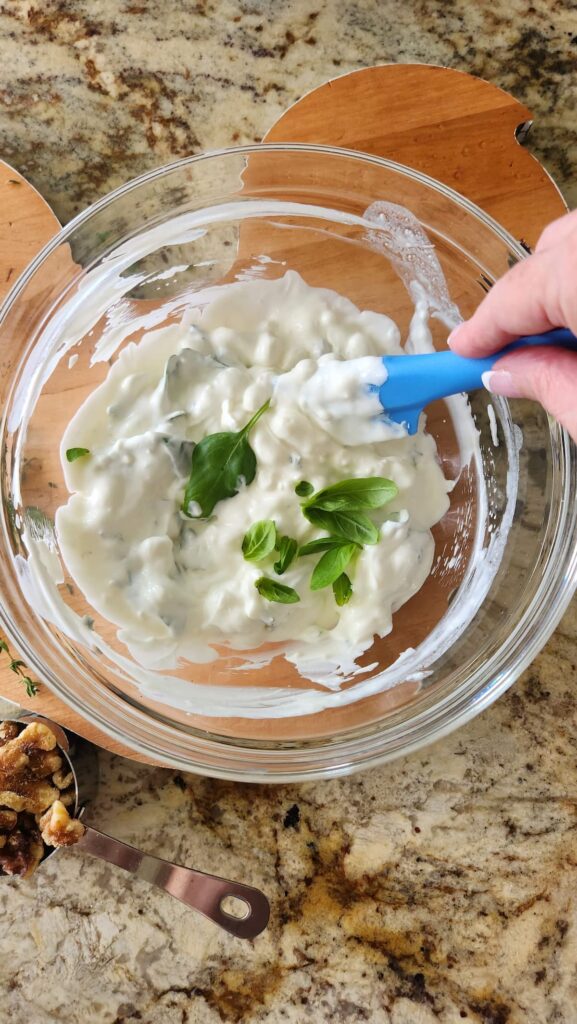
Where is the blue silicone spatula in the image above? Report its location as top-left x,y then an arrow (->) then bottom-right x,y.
378,327 -> 577,434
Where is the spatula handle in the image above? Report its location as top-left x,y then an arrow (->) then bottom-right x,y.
491,327 -> 577,362
380,327 -> 577,420
438,326 -> 577,394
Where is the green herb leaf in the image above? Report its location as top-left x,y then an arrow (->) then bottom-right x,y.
9,659 -> 25,674
23,677 -> 39,697
274,536 -> 298,575
255,577 -> 300,604
310,544 -> 357,591
66,447 -> 90,463
295,480 -> 314,497
303,506 -> 379,546
242,520 -> 277,562
182,400 -> 270,518
333,573 -> 353,606
305,477 -> 398,511
298,537 -> 346,557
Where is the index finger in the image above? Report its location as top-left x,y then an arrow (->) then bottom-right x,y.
448,245 -> 566,358
535,208 -> 577,253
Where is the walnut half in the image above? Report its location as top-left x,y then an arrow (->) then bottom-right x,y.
0,819 -> 44,878
39,800 -> 85,848
0,720 -> 85,877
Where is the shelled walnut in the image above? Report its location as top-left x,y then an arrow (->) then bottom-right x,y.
39,800 -> 85,847
0,720 -> 85,877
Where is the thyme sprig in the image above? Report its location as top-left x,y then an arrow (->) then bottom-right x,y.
0,637 -> 39,697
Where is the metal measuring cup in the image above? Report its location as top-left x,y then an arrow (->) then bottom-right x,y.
2,713 -> 270,940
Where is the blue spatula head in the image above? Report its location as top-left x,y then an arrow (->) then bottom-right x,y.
378,350 -> 489,435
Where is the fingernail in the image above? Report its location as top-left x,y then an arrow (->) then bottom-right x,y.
481,370 -> 523,398
447,323 -> 464,349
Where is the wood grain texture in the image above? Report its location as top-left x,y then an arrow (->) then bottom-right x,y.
264,64 -> 568,247
0,161 -> 153,758
0,160 -> 62,713
0,160 -> 59,296
0,65 -> 568,762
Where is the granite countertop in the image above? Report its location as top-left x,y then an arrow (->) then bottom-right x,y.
1,2 -> 577,1022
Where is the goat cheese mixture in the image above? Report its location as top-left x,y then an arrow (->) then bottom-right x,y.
56,272 -> 451,684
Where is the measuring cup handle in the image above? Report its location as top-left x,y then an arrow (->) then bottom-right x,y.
76,825 -> 270,940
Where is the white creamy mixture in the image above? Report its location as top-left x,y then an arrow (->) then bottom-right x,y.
56,271 -> 451,684
287,355 -> 410,445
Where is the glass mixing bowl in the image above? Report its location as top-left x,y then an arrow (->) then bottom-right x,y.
1,145 -> 576,781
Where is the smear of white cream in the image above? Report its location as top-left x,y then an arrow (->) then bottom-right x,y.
488,403 -> 500,447
284,354 -> 409,445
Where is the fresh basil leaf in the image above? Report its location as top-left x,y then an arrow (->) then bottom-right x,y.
183,431 -> 256,517
255,577 -> 300,603
274,536 -> 298,575
306,477 -> 398,511
182,400 -> 269,517
66,447 -> 90,463
298,537 -> 346,557
295,480 -> 314,497
303,506 -> 379,546
333,573 -> 353,606
242,520 -> 277,562
310,543 -> 357,591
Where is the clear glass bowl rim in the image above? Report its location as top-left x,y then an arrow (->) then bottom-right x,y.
1,142 -> 576,782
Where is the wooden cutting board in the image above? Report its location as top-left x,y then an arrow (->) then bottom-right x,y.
0,163 -> 151,755
0,161 -> 60,285
0,64 -> 567,761
264,64 -> 567,248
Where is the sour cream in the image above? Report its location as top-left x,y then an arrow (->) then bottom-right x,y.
56,271 -> 451,684
281,354 -> 409,445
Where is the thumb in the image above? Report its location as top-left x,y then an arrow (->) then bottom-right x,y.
483,347 -> 577,441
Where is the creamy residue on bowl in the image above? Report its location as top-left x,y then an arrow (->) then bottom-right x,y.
56,271 -> 452,686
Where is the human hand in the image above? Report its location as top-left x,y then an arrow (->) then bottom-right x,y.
448,208 -> 577,440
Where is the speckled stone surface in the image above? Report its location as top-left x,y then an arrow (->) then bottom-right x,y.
0,0 -> 575,220
1,2 -> 577,1022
